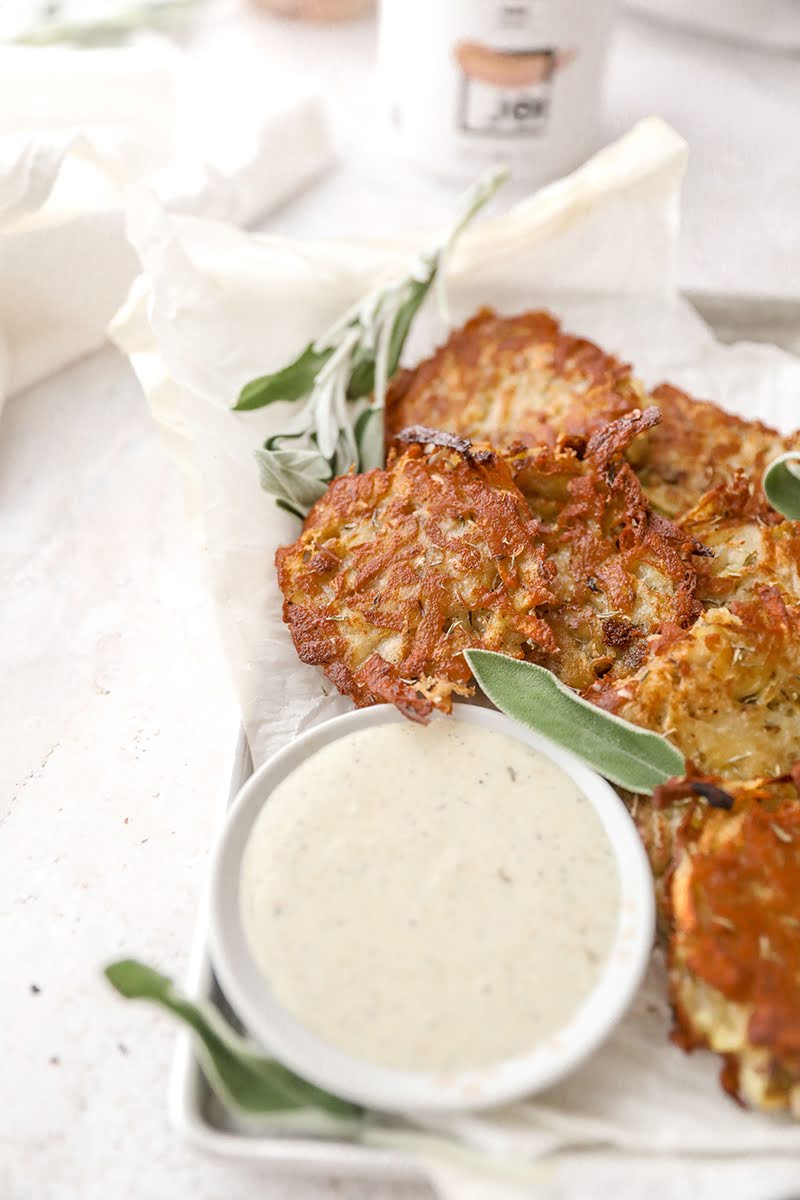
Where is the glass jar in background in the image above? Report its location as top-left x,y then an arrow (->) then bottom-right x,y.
377,0 -> 618,183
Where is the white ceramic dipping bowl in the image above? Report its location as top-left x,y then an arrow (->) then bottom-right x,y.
208,704 -> 655,1115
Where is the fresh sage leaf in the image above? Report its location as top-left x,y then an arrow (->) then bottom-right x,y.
342,278 -> 430,402
234,344 -> 333,412
353,406 -> 384,472
103,964 -> 555,1181
254,444 -> 332,514
764,451 -> 800,521
346,345 -> 379,401
275,497 -> 308,521
386,277 -> 434,379
234,167 -> 508,517
105,959 -> 362,1119
464,649 -> 686,794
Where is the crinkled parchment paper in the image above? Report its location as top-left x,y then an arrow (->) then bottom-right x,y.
111,117 -> 800,1200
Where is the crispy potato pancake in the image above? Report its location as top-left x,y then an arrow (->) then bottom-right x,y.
630,775 -> 800,922
678,474 -> 800,607
276,438 -> 557,721
277,415 -> 704,715
593,590 -> 800,780
627,775 -> 800,1112
633,384 -> 798,520
507,408 -> 703,690
385,308 -> 797,519
669,788 -> 800,1114
385,307 -> 647,453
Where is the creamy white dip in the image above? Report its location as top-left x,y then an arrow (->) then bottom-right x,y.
240,718 -> 620,1074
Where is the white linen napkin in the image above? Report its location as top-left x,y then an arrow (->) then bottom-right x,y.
0,42 -> 333,409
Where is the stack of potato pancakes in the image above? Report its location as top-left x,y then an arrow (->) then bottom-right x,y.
276,307 -> 800,1116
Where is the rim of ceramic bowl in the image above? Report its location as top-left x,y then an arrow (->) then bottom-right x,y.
208,702 -> 655,1115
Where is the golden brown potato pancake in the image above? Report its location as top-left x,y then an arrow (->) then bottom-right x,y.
277,415 -> 704,718
627,774 -> 800,1113
678,474 -> 800,608
276,436 -> 557,722
629,774 -> 799,923
385,309 -> 798,519
385,307 -> 647,453
667,783 -> 800,1114
593,590 -> 800,780
632,383 -> 798,519
507,407 -> 703,690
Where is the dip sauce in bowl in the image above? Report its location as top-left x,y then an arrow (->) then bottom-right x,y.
210,705 -> 654,1113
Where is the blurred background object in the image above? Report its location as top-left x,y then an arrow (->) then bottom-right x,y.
250,0 -> 373,19
625,0 -> 800,51
2,0 -> 798,381
377,0 -> 618,183
0,0 -> 375,44
0,0 -> 205,45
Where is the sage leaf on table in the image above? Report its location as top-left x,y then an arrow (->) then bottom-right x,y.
233,166 -> 508,517
464,650 -> 686,794
764,451 -> 800,520
104,965 -> 551,1182
105,959 -> 362,1120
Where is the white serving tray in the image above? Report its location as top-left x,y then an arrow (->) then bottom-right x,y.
169,292 -> 800,1173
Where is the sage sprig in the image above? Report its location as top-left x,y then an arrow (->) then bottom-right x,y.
105,959 -> 362,1120
234,167 -> 508,519
764,451 -> 800,521
464,650 -> 686,794
105,963 -> 552,1182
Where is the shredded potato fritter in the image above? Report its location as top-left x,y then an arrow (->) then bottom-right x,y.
385,308 -> 800,517
385,307 -> 648,456
277,413 -> 704,721
632,776 -> 800,1114
276,441 -> 557,721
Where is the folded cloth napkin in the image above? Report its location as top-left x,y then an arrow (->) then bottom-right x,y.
0,41 -> 333,410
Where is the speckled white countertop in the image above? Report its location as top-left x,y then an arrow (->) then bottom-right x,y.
3,8 -> 800,1200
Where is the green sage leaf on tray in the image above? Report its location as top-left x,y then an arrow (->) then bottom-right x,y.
234,167 -> 508,517
464,650 -> 686,795
764,451 -> 800,521
105,959 -> 362,1120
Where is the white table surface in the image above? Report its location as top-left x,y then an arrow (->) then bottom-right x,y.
3,7 -> 800,1200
